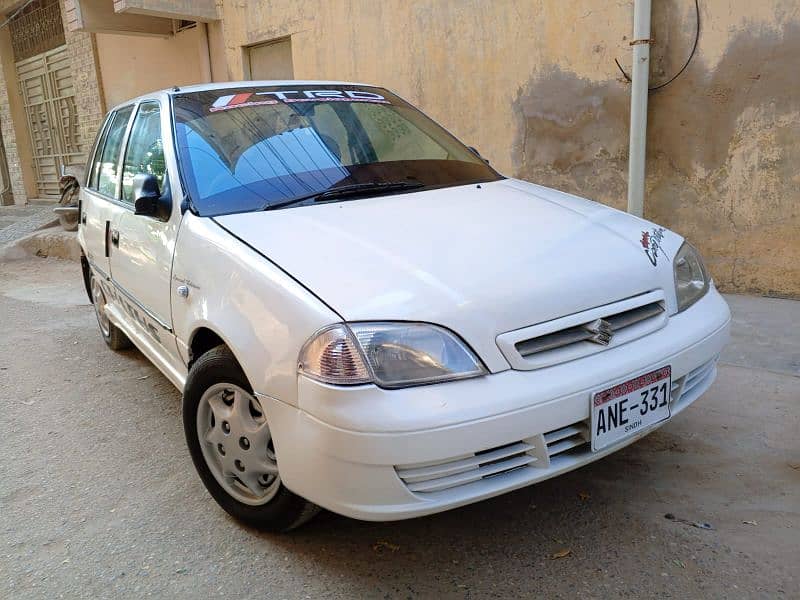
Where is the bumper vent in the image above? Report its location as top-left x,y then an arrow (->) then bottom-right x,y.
545,423 -> 589,457
497,290 -> 668,370
395,441 -> 537,493
671,358 -> 717,408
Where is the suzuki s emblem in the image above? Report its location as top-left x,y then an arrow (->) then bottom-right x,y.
583,318 -> 613,346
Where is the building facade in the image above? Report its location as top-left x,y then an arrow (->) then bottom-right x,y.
0,0 -> 797,297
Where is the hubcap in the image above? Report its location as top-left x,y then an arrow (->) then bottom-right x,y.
197,383 -> 281,505
90,277 -> 110,337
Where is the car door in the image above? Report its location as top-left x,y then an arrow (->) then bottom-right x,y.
108,100 -> 178,351
80,105 -> 135,277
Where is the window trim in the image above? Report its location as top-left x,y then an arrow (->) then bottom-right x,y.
119,99 -> 163,207
86,113 -> 113,188
89,103 -> 136,203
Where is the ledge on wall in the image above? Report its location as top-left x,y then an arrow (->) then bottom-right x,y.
65,0 -> 217,37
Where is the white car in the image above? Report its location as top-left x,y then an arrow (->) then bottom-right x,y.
78,81 -> 731,531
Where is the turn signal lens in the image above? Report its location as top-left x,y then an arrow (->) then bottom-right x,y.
298,325 -> 370,385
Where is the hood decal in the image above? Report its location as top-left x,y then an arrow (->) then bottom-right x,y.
641,227 -> 666,267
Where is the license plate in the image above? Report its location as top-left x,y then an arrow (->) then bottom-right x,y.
591,366 -> 671,451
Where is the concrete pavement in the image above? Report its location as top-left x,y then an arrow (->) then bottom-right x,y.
0,258 -> 797,599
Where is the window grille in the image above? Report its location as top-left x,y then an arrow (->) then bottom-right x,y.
9,0 -> 66,62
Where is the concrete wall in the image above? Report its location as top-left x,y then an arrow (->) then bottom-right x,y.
60,0 -> 106,168
0,25 -> 32,204
95,25 -> 205,108
216,0 -> 799,298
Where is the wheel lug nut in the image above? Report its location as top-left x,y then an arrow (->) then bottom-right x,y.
239,437 -> 250,450
221,421 -> 230,434
217,443 -> 225,456
234,459 -> 245,472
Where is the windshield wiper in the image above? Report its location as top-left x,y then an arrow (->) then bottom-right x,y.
263,181 -> 423,211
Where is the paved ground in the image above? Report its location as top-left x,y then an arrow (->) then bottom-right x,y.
0,204 -> 58,247
1,258 -> 798,599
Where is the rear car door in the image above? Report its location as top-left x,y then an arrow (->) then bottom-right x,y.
108,100 -> 177,346
80,106 -> 134,277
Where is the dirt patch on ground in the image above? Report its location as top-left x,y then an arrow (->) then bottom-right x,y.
0,258 -> 798,598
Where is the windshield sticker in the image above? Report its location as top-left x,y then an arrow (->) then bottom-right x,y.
255,90 -> 389,104
210,93 -> 278,112
640,227 -> 666,266
210,90 -> 388,111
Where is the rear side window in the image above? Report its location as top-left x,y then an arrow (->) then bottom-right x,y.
121,102 -> 166,204
96,105 -> 134,198
87,114 -> 112,189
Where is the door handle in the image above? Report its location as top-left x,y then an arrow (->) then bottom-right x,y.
110,229 -> 120,247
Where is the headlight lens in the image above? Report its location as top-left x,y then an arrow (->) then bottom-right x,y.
673,242 -> 709,312
299,322 -> 486,388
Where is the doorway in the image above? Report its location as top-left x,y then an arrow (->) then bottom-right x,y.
245,38 -> 294,81
10,0 -> 82,198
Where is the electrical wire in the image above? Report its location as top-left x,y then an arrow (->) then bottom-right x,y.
0,0 -> 36,31
614,0 -> 700,92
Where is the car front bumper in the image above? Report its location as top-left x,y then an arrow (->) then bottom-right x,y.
259,287 -> 731,521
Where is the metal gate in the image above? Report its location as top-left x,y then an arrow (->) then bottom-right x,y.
15,45 -> 83,198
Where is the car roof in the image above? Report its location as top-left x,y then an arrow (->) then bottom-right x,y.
108,80 -> 379,112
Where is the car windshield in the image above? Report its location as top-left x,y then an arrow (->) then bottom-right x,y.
171,85 -> 502,216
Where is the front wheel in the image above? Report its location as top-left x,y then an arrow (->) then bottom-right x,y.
182,345 -> 319,531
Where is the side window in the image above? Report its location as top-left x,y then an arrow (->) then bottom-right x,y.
97,105 -> 134,198
87,114 -> 113,189
121,102 -> 166,204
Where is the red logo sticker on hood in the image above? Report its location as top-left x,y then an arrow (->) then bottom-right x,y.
640,227 -> 666,266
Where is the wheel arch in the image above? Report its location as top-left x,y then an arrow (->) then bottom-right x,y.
188,325 -> 247,374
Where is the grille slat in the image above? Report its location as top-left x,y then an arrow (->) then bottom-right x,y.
603,302 -> 666,330
517,326 -> 593,356
545,423 -> 589,457
405,454 -> 537,493
547,436 -> 587,456
397,442 -> 534,483
683,361 -> 715,395
543,425 -> 584,445
396,441 -> 538,494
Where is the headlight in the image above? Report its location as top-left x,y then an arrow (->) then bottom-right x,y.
673,242 -> 709,312
299,322 -> 486,388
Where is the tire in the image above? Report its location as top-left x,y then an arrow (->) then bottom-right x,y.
90,273 -> 132,351
183,345 -> 320,532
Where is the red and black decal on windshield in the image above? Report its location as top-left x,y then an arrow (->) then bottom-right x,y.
210,93 -> 278,112
210,89 -> 388,111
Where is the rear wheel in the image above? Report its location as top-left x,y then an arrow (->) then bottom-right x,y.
183,345 -> 319,531
90,274 -> 131,350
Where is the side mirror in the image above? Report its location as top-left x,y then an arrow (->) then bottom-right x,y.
133,173 -> 161,217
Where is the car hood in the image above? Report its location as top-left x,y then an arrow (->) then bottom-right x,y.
214,178 -> 683,372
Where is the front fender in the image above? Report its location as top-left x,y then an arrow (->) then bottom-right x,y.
171,214 -> 341,406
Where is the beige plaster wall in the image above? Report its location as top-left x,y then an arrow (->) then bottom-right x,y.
95,24 -> 205,108
215,0 -> 800,297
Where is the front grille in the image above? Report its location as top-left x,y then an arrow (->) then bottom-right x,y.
497,290 -> 668,370
395,441 -> 537,493
516,301 -> 664,357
